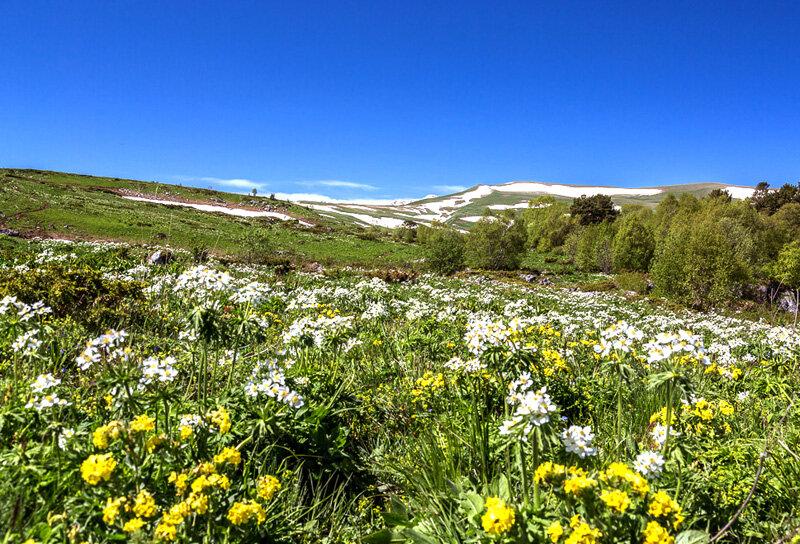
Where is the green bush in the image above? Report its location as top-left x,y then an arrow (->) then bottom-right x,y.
0,264 -> 146,329
425,228 -> 466,275
615,271 -> 649,294
613,214 -> 654,272
465,210 -> 527,270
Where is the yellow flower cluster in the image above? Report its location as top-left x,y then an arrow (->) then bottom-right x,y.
102,496 -> 126,524
92,421 -> 124,450
130,414 -> 155,432
599,489 -> 631,513
411,371 -> 446,397
227,499 -> 266,525
168,471 -> 189,492
257,475 -> 281,501
564,473 -> 598,496
540,347 -> 569,376
206,407 -> 231,434
133,489 -> 158,518
191,473 -> 231,494
643,520 -> 675,544
649,491 -> 685,530
564,516 -> 602,544
81,453 -> 117,485
602,462 -> 650,497
213,446 -> 241,466
481,496 -> 515,535
122,517 -> 145,532
547,521 -> 564,542
535,461 -> 566,483
155,491 -> 210,540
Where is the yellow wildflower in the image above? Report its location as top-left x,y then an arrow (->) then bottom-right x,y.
122,517 -> 145,532
81,453 -> 116,485
102,496 -> 126,524
207,407 -> 231,434
130,414 -> 155,432
565,522 -> 602,544
481,496 -> 515,535
257,475 -> 281,501
133,489 -> 157,518
535,461 -> 566,483
642,520 -> 674,544
213,446 -> 241,466
168,471 -> 188,493
179,426 -> 193,440
563,475 -> 597,496
187,492 -> 209,514
227,500 -> 266,525
600,489 -> 631,513
547,521 -> 564,542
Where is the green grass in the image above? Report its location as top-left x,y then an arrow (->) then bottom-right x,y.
0,169 -> 425,267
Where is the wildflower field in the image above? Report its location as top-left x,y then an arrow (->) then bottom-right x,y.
1,239 -> 799,544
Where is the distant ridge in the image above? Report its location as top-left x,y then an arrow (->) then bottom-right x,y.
300,180 -> 758,229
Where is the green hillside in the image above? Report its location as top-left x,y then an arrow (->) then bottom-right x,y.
0,169 -> 423,266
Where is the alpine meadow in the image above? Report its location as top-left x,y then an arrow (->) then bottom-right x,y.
4,2 -> 800,543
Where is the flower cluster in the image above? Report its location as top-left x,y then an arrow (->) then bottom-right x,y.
141,356 -> 179,385
81,453 -> 117,485
12,329 -> 42,356
244,359 -> 304,409
75,329 -> 129,370
500,385 -> 558,437
481,496 -> 515,535
561,425 -> 597,458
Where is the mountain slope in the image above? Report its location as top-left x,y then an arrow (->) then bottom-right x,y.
300,180 -> 758,229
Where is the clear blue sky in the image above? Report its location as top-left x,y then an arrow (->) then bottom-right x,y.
2,1 -> 799,200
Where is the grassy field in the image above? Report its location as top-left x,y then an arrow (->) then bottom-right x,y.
0,239 -> 798,544
0,169 -> 424,267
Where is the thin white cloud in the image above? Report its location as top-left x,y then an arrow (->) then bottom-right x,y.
297,180 -> 376,190
274,193 -> 416,205
433,185 -> 468,193
172,175 -> 268,191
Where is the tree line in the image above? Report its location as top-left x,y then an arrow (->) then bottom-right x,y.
401,182 -> 800,318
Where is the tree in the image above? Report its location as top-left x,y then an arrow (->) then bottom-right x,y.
705,188 -> 732,202
571,223 -> 615,272
751,181 -> 800,215
522,197 -> 575,251
569,194 -> 619,225
613,214 -> 655,272
252,188 -> 258,197
465,210 -> 527,270
423,225 -> 465,275
650,215 -> 750,309
769,240 -> 800,328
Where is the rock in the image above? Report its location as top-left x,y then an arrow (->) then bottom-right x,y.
148,250 -> 172,265
0,228 -> 20,237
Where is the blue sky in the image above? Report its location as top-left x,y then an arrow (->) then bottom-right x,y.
2,1 -> 799,201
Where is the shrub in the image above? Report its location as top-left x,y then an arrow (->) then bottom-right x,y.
613,214 -> 655,272
425,228 -> 465,275
465,210 -> 527,270
615,271 -> 649,294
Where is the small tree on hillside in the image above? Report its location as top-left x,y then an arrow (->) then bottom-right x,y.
465,209 -> 527,270
423,225 -> 465,275
769,240 -> 800,328
569,194 -> 619,225
613,214 -> 655,272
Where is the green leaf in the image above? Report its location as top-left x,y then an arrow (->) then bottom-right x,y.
675,530 -> 710,544
460,491 -> 486,523
493,473 -> 510,500
363,528 -> 408,544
